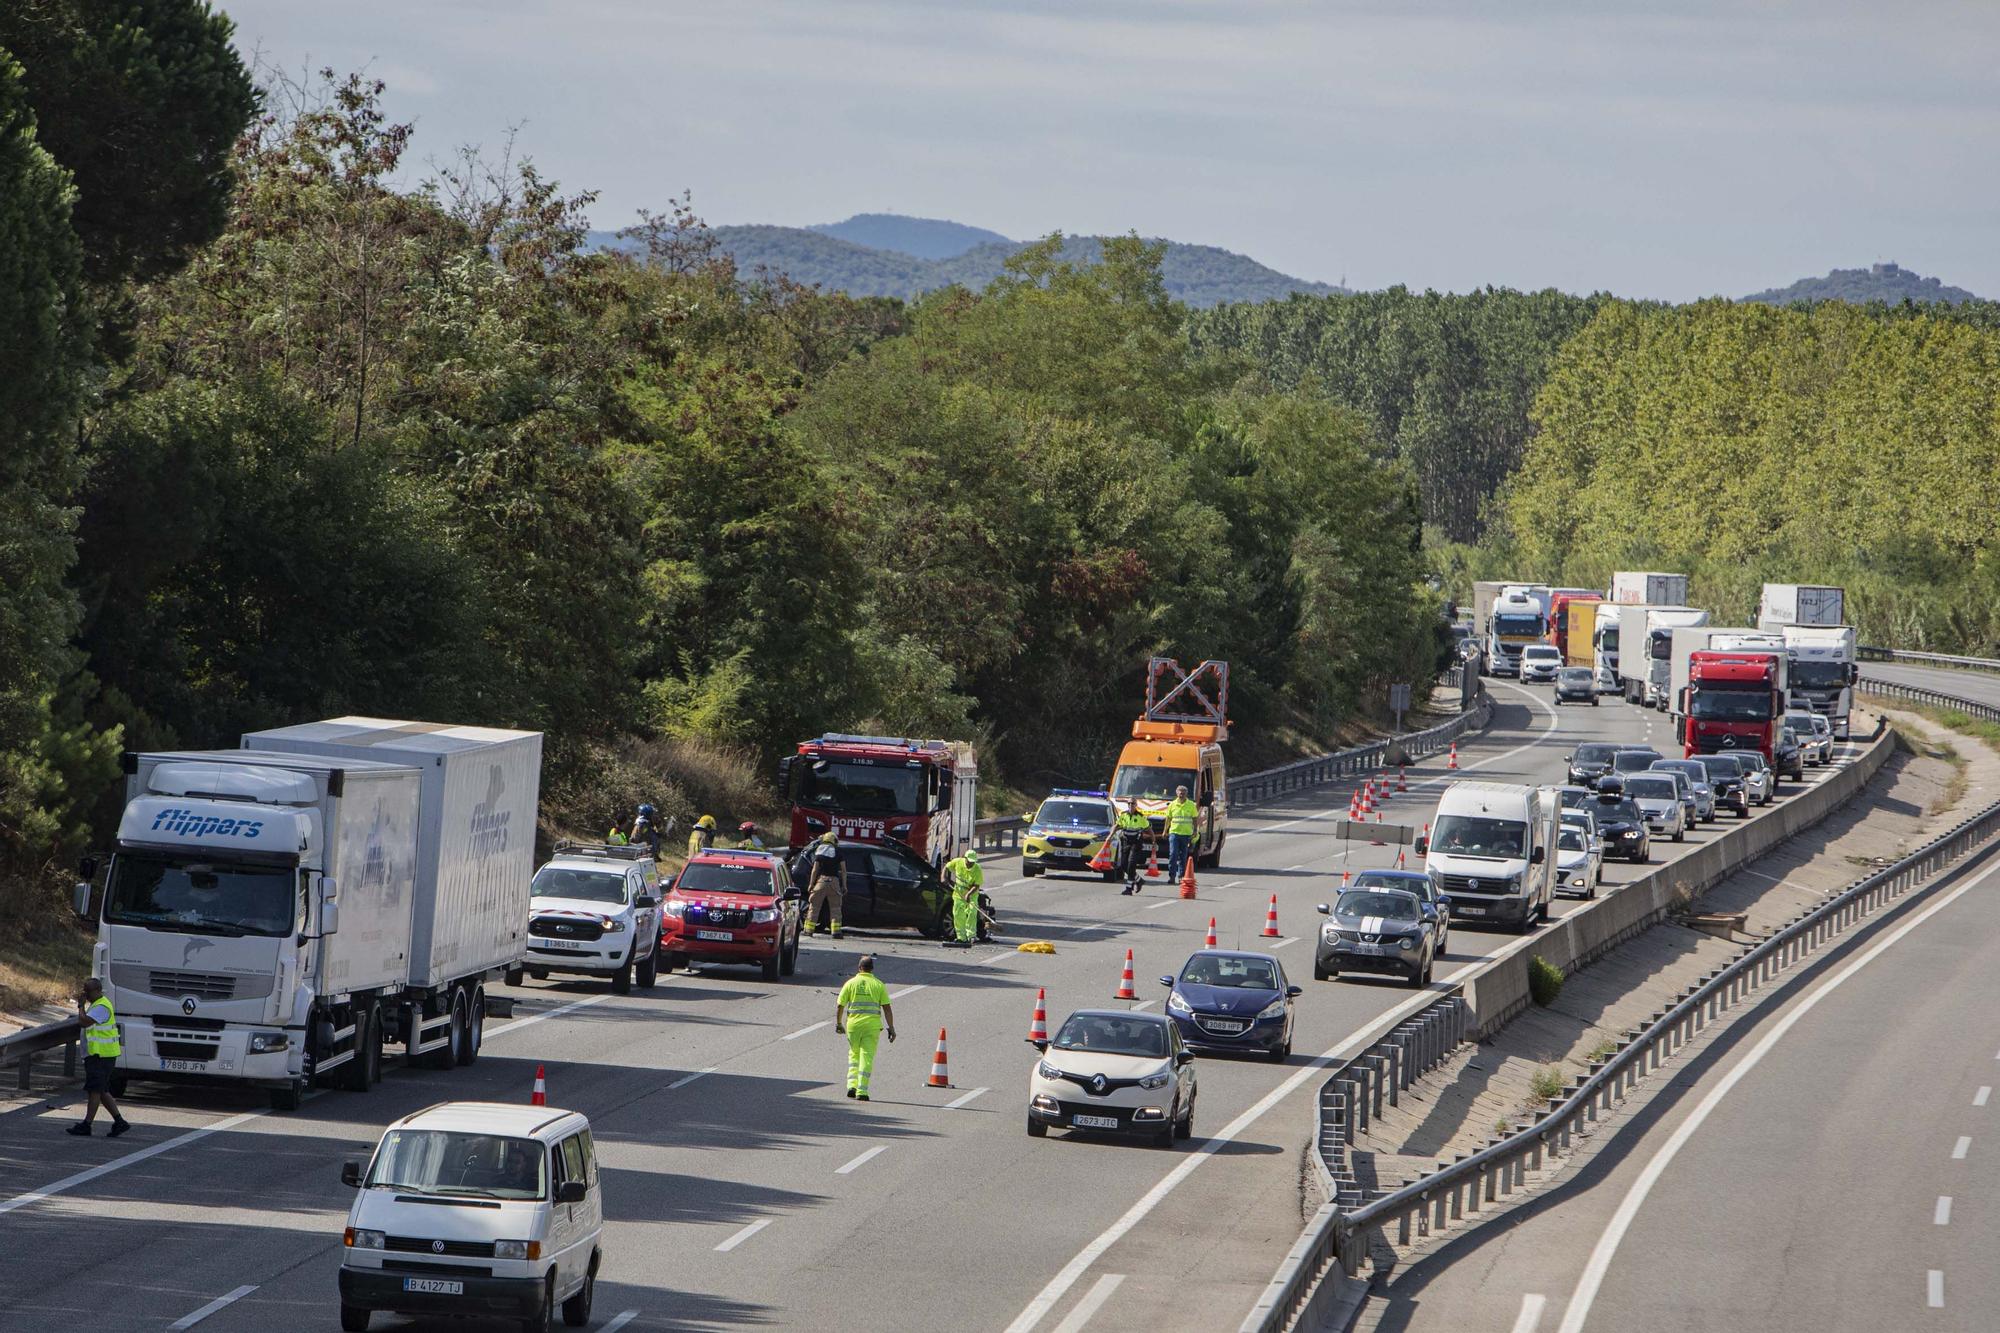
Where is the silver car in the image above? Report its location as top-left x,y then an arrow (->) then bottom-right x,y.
1554,821 -> 1601,899
1785,711 -> 1834,765
1621,773 -> 1687,843
1520,644 -> 1562,682
1650,759 -> 1716,824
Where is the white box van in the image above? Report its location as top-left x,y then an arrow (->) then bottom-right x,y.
338,1101 -> 604,1332
1416,781 -> 1558,932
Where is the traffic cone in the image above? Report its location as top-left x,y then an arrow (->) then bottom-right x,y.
1114,948 -> 1138,999
927,1029 -> 951,1088
530,1065 -> 547,1107
1204,917 -> 1218,948
1087,839 -> 1114,874
1146,841 -> 1160,879
1341,869 -> 1352,885
1397,766 -> 1409,793
1347,791 -> 1360,820
1447,742 -> 1459,771
1027,988 -> 1049,1044
1359,785 -> 1373,814
1396,849 -> 1407,869
1261,894 -> 1281,938
1178,856 -> 1198,899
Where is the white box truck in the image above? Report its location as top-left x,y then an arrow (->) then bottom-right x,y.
1616,605 -> 1703,705
1757,583 -> 1845,630
1611,571 -> 1690,606
1780,625 -> 1859,739
79,718 -> 540,1110
1592,603 -> 1628,694
1416,781 -> 1558,933
1643,607 -> 1711,710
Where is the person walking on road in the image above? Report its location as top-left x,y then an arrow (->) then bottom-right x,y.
802,832 -> 847,938
687,814 -> 717,859
1165,784 -> 1200,882
1113,797 -> 1150,895
942,850 -> 982,947
69,978 -> 130,1138
834,956 -> 896,1100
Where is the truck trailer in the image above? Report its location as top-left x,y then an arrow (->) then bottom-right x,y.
1611,571 -> 1690,606
1757,583 -> 1845,630
1642,607 -> 1711,709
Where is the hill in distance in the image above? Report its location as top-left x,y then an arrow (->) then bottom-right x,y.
1743,261 -> 1982,306
588,212 -> 1344,308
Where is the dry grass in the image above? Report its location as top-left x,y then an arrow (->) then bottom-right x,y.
539,733 -> 785,857
1889,721 -> 1969,817
0,923 -> 92,1024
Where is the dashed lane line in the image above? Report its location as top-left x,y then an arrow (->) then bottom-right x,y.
836,1145 -> 886,1175
715,1218 -> 770,1252
1050,1274 -> 1125,1333
1929,1270 -> 1945,1308
1977,1086 -> 1992,1107
1935,1196 -> 1952,1225
168,1285 -> 257,1330
783,1021 -> 831,1041
1952,1135 -> 1971,1160
667,1067 -> 717,1090
944,1087 -> 989,1111
1509,1293 -> 1548,1333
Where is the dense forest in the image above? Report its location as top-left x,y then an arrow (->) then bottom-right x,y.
1744,261 -> 1982,307
0,9 -> 1441,929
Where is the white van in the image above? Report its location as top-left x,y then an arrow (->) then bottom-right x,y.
338,1101 -> 604,1332
1415,781 -> 1558,932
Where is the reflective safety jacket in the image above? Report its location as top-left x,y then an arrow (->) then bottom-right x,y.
837,973 -> 891,1023
85,998 -> 121,1058
943,856 -> 983,896
1166,797 -> 1199,836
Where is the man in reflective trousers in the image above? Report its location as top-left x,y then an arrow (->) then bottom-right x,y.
942,849 -> 983,948
834,956 -> 897,1100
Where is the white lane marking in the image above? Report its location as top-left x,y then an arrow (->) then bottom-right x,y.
0,1107 -> 268,1219
1270,937 -> 1298,950
1215,879 -> 1246,890
1129,1000 -> 1156,1012
1509,1293 -> 1548,1333
944,1087 -> 989,1110
1001,878 -> 1034,888
1144,899 -> 1178,911
487,993 -> 612,1040
668,1066 -> 717,1090
168,1285 -> 258,1330
836,1145 -> 886,1175
890,984 -> 928,999
715,1218 -> 770,1251
1929,1270 -> 1945,1308
1051,1274 -> 1125,1333
1555,846 -> 2000,1333
783,1020 -> 830,1040
1935,1196 -> 1953,1225
600,1312 -> 641,1333
1004,981 -> 1449,1333
1977,1086 -> 1992,1107
1952,1136 -> 1971,1160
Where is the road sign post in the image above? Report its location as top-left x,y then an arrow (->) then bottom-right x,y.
1389,682 -> 1411,734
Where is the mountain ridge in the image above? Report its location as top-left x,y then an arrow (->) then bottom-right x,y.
1743,261 -> 1981,306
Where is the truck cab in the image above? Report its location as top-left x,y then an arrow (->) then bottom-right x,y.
1781,625 -> 1859,740
1486,595 -> 1547,678
1110,728 -> 1227,868
1680,650 -> 1787,768
780,734 -> 976,868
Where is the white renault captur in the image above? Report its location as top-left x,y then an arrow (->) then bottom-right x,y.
512,842 -> 661,993
1027,1008 -> 1196,1146
338,1101 -> 604,1333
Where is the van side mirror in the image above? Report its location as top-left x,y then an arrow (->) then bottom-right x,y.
1413,837 -> 1429,856
341,1160 -> 363,1187
635,894 -> 659,910
319,898 -> 341,936
557,1180 -> 587,1204
73,882 -> 93,919
79,855 -> 97,882
1174,1050 -> 1196,1066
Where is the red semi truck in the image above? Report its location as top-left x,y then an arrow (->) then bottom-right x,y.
1679,650 -> 1786,764
778,733 -> 977,867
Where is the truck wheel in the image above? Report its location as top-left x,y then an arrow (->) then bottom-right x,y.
504,967 -> 525,988
269,1081 -> 304,1112
459,987 -> 485,1066
636,950 -> 659,989
779,933 -> 799,977
761,952 -> 781,982
612,958 -> 633,995
340,1305 -> 370,1332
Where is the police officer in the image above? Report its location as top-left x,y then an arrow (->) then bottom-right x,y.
1165,784 -> 1200,882
69,978 -> 130,1137
802,832 -> 846,938
687,814 -> 718,859
833,956 -> 896,1101
1113,797 -> 1150,894
942,850 -> 982,947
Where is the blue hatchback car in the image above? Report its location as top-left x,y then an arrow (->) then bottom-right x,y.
1159,950 -> 1300,1062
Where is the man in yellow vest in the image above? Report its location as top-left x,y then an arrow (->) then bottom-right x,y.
70,978 -> 131,1137
1113,797 -> 1150,895
833,955 -> 896,1100
942,850 -> 982,947
1165,784 -> 1201,883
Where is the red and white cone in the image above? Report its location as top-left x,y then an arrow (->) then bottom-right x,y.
1396,849 -> 1407,869
531,1064 -> 547,1107
1447,742 -> 1460,771
1261,894 -> 1281,938
1087,840 -> 1114,874
1397,766 -> 1409,793
1204,917 -> 1218,949
1360,785 -> 1374,815
927,1029 -> 952,1088
1114,948 -> 1139,1000
1341,869 -> 1352,885
1146,841 -> 1161,879
1027,988 -> 1049,1044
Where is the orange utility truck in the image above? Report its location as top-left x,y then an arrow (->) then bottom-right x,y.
1108,658 -> 1230,869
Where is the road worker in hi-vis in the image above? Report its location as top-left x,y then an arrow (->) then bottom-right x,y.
834,956 -> 896,1100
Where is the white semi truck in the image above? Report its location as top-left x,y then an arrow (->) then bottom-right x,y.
1780,625 -> 1859,739
1757,583 -> 1845,630
78,717 -> 541,1110
1611,571 -> 1690,606
1592,603 -> 1628,693
1472,581 -> 1549,677
1643,607 -> 1712,709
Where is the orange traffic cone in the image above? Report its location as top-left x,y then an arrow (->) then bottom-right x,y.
1114,948 -> 1138,999
1341,869 -> 1352,885
1146,841 -> 1160,880
927,1029 -> 952,1088
1087,839 -> 1114,874
1204,917 -> 1218,948
531,1064 -> 547,1107
1027,988 -> 1049,1044
1447,742 -> 1459,771
1261,894 -> 1281,938
1396,849 -> 1407,869
1359,785 -> 1373,815
1178,855 -> 1198,899
1397,766 -> 1409,793
1347,792 -> 1360,820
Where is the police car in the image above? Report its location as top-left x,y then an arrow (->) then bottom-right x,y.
1021,790 -> 1119,880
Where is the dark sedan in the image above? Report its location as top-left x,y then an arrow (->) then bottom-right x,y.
1313,888 -> 1436,988
1554,667 -> 1599,705
1160,951 -> 1299,1061
1589,793 -> 1652,863
790,840 -> 995,939
1692,753 -> 1751,816
1567,742 -> 1623,788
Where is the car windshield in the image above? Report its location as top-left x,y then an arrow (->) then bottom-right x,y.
1595,798 -> 1644,823
1179,956 -> 1280,989
1611,751 -> 1661,772
1558,827 -> 1588,852
365,1129 -> 546,1200
1558,668 -> 1591,681
1051,1014 -> 1168,1058
1338,890 -> 1420,920
1574,744 -> 1619,763
103,856 -> 296,937
796,759 -> 926,815
1035,800 -> 1112,828
1790,660 -> 1848,689
675,861 -> 777,896
1111,766 -> 1194,800
1429,814 -> 1527,859
531,867 -> 627,904
1559,788 -> 1593,808
1689,689 -> 1773,721
1625,776 -> 1677,800
1524,647 -> 1559,661
1738,752 -> 1771,773
1351,872 -> 1429,894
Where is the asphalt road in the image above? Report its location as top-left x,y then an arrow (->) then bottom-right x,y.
1361,794 -> 2000,1333
1866,660 -> 2000,711
0,682 -> 1865,1333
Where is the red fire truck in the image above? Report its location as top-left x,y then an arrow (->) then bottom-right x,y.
778,734 -> 978,866
1680,650 -> 1787,763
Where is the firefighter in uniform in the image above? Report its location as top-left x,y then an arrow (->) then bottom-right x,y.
687,814 -> 717,859
803,832 -> 846,938
1113,797 -> 1150,894
834,956 -> 896,1100
942,850 -> 982,947
70,978 -> 130,1137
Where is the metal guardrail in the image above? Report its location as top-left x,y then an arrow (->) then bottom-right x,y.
1859,675 -> 2000,725
0,1016 -> 82,1092
1858,645 -> 2000,674
974,815 -> 1027,853
1247,689 -> 2000,1331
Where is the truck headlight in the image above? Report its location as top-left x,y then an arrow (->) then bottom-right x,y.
344,1228 -> 385,1250
600,916 -> 628,933
1138,1069 -> 1171,1090
493,1239 -> 541,1260
248,1031 -> 289,1053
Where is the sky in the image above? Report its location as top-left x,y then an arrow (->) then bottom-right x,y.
218,0 -> 2000,301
